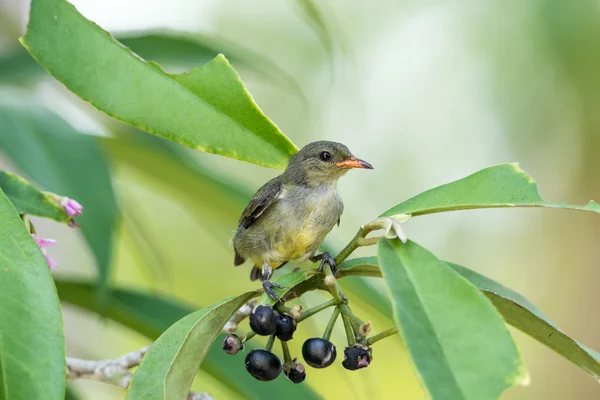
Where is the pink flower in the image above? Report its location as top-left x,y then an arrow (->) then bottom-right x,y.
60,197 -> 83,217
32,234 -> 57,270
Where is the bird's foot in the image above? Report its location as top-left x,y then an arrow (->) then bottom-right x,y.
312,252 -> 338,276
263,280 -> 286,302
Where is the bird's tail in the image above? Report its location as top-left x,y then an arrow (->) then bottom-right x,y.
234,251 -> 245,266
250,266 -> 263,281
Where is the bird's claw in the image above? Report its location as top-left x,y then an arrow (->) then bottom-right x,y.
317,252 -> 338,276
263,280 -> 286,302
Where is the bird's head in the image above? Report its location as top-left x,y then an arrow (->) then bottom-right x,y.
285,141 -> 373,185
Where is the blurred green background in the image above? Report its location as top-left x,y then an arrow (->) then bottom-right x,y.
1,0 -> 599,399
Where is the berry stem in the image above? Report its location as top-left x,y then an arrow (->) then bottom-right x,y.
243,331 -> 256,343
339,304 -> 364,341
324,267 -> 345,304
275,303 -> 292,314
296,299 -> 336,323
265,334 -> 276,352
281,340 -> 292,363
334,218 -> 392,265
366,327 -> 400,345
322,307 -> 340,341
341,313 -> 356,345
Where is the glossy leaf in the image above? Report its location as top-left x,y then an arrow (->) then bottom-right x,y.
381,163 -> 600,217
0,189 -> 65,399
0,106 -> 118,307
448,262 -> 600,381
55,280 -> 321,400
118,32 -> 306,103
378,239 -> 527,400
0,170 -> 69,224
340,255 -> 600,382
1,33 -> 304,105
336,256 -> 381,278
21,0 -> 298,169
126,292 -> 259,399
118,33 -> 221,68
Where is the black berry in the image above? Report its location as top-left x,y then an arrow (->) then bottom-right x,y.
301,338 -> 337,368
342,346 -> 371,370
284,358 -> 306,384
275,314 -> 297,341
249,305 -> 278,336
222,334 -> 243,355
245,350 -> 283,381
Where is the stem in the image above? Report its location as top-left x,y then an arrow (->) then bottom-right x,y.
341,312 -> 356,345
335,226 -> 367,265
297,299 -> 336,322
265,334 -> 276,352
243,331 -> 256,343
335,219 -> 391,265
367,327 -> 400,346
324,268 -> 345,304
275,303 -> 292,315
322,307 -> 340,341
281,340 -> 292,363
339,304 -> 364,340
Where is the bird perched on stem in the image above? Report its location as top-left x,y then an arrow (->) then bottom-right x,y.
232,141 -> 373,300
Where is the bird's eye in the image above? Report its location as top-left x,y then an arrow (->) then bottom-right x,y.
319,151 -> 332,162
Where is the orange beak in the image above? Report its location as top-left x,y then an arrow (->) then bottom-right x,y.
336,157 -> 374,169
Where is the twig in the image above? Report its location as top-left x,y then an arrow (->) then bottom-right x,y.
334,214 -> 410,265
66,346 -> 215,400
222,299 -> 257,333
65,300 -> 256,398
66,346 -> 149,388
366,327 -> 400,345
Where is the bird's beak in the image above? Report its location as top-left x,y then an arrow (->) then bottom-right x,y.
336,157 -> 374,169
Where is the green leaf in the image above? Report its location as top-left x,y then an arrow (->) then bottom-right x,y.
377,239 -> 527,400
21,0 -> 298,169
337,256 -> 381,278
0,189 -> 65,399
117,33 -> 221,69
381,163 -> 600,217
118,32 -> 307,104
0,106 -> 118,307
126,292 -> 259,399
55,280 -> 320,400
447,262 -> 600,381
0,170 -> 70,224
340,255 -> 600,383
1,32 -> 305,105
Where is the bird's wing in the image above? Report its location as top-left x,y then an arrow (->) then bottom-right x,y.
237,179 -> 283,229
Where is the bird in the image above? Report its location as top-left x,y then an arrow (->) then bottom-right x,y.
232,140 -> 373,300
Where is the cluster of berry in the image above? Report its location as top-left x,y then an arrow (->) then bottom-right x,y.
222,304 -> 372,384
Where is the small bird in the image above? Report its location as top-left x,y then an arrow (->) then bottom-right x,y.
232,141 -> 373,300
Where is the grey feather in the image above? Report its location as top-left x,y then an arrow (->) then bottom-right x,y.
237,179 -> 283,229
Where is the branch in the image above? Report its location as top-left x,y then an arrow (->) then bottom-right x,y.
66,346 -> 215,399
65,300 -> 258,398
335,214 -> 409,265
66,346 -> 149,388
222,299 -> 257,333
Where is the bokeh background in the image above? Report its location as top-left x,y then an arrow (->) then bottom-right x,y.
1,0 -> 599,399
